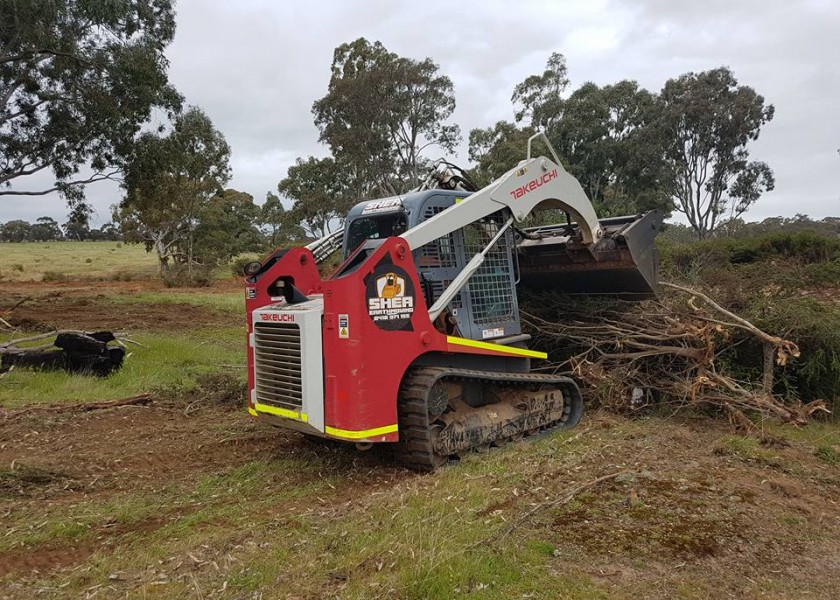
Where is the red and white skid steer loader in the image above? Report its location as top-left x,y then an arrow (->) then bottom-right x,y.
244,133 -> 662,470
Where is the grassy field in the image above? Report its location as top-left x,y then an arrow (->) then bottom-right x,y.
0,326 -> 245,408
110,290 -> 245,315
0,241 -> 158,282
1,279 -> 246,408
1,242 -> 839,598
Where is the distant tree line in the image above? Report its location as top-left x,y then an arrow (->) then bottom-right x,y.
661,215 -> 840,244
0,215 -> 121,242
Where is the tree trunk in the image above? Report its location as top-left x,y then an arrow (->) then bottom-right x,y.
187,223 -> 194,277
155,239 -> 170,273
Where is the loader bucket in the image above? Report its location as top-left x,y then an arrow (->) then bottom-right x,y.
516,210 -> 663,300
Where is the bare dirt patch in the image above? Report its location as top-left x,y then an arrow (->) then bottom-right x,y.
1,286 -> 234,332
0,404 -> 292,495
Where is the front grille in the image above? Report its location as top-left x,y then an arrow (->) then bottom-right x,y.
253,322 -> 303,411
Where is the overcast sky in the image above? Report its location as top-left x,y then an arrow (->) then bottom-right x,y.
3,0 -> 839,227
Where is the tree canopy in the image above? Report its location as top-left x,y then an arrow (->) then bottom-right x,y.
115,107 -> 231,271
468,121 -> 535,187
63,204 -> 92,240
261,192 -> 305,247
311,37 -> 459,197
192,189 -> 264,266
470,72 -> 670,216
553,80 -> 670,216
512,51 -> 569,131
469,55 -> 773,229
656,67 -> 775,238
277,156 -> 350,239
0,0 -> 182,206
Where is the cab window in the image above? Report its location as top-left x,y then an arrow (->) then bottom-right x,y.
345,212 -> 408,257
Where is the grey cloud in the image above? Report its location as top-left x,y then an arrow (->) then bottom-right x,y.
2,0 -> 838,224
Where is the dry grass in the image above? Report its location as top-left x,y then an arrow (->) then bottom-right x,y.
0,241 -> 158,282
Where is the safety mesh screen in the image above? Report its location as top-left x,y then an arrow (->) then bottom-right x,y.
463,211 -> 515,324
427,279 -> 463,310
417,205 -> 458,269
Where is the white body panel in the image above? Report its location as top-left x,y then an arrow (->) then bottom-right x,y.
251,297 -> 325,432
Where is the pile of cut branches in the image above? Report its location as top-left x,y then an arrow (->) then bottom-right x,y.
520,283 -> 827,424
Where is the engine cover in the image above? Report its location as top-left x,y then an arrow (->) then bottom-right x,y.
250,297 -> 325,433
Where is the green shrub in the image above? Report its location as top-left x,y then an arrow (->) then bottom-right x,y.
41,270 -> 68,282
11,263 -> 24,272
660,230 -> 840,414
161,265 -> 212,288
715,296 -> 840,412
802,260 -> 840,287
660,231 -> 840,277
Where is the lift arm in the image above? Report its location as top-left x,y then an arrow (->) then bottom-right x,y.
400,133 -> 603,251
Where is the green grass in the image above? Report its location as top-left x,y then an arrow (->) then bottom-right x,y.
109,290 -> 244,314
3,416 -> 839,598
765,420 -> 840,447
1,431 -> 608,599
0,326 -> 245,408
213,434 -> 610,600
815,446 -> 840,466
0,241 -> 158,282
714,435 -> 784,467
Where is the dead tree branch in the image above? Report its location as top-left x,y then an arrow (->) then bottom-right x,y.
520,282 -> 815,424
0,394 -> 153,421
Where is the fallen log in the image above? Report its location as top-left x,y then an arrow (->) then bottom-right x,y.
0,394 -> 153,420
0,331 -> 125,377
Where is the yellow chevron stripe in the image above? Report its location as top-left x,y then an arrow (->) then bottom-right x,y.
253,404 -> 395,440
254,403 -> 309,422
248,407 -> 258,417
446,336 -> 547,359
325,424 -> 398,440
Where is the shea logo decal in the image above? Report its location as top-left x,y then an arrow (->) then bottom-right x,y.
366,264 -> 415,331
369,273 -> 413,316
510,169 -> 558,199
362,197 -> 402,214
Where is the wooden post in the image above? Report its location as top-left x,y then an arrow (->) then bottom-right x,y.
763,342 -> 775,394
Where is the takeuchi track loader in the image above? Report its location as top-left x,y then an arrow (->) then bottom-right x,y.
244,134 -> 662,470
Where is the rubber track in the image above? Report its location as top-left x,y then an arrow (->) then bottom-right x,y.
395,367 -> 582,471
